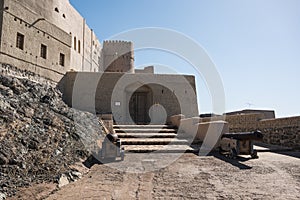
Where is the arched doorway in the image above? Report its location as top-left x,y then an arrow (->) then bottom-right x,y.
128,85 -> 153,124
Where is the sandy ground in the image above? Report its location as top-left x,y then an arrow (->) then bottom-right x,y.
37,150 -> 300,200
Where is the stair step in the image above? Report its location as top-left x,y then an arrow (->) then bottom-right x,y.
117,133 -> 177,138
123,145 -> 196,153
115,129 -> 177,133
120,138 -> 189,145
114,125 -> 176,129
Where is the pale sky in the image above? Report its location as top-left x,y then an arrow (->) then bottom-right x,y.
70,0 -> 300,118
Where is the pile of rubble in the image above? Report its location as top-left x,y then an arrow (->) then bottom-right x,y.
0,66 -> 103,197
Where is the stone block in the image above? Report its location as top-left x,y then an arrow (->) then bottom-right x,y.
100,114 -> 113,121
195,121 -> 229,145
177,118 -> 198,139
169,114 -> 185,127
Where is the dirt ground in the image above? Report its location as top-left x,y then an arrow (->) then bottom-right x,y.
35,150 -> 300,200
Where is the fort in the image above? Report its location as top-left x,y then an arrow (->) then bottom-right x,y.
0,1 -> 299,199
0,0 -> 199,124
0,0 -> 299,150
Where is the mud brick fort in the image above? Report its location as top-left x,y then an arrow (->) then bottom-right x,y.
0,0 -> 299,150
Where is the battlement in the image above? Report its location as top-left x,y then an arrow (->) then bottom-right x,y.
103,40 -> 132,45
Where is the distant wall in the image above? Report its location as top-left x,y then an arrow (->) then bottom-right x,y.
226,109 -> 275,119
201,114 -> 300,149
135,66 -> 154,74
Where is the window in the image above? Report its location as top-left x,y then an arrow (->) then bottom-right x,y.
55,7 -> 59,12
59,53 -> 65,66
40,44 -> 47,59
78,40 -> 81,54
74,37 -> 76,50
62,14 -> 66,18
16,32 -> 24,50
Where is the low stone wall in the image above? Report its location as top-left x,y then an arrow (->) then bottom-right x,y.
201,114 -> 300,149
258,117 -> 300,149
201,113 -> 264,132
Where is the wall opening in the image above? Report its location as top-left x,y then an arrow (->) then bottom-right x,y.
78,40 -> 81,54
59,53 -> 65,66
127,85 -> 153,124
40,44 -> 47,59
74,37 -> 76,50
16,32 -> 24,50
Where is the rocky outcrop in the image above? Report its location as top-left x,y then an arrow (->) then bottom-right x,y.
0,67 -> 103,197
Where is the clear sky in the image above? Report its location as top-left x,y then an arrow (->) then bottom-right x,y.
69,0 -> 300,118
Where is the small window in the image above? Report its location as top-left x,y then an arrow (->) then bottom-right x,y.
55,7 -> 59,12
78,40 -> 81,54
40,44 -> 47,59
16,32 -> 24,50
59,53 -> 65,66
62,14 -> 66,18
74,37 -> 76,50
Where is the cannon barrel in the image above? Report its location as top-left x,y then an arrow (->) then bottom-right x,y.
222,130 -> 263,141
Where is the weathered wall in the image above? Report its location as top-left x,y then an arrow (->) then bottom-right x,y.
0,0 -> 72,82
0,0 -> 101,81
62,72 -> 198,124
226,109 -> 275,119
20,0 -> 102,72
258,117 -> 300,149
201,114 -> 300,149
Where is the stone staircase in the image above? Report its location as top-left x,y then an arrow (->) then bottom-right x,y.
114,124 -> 196,153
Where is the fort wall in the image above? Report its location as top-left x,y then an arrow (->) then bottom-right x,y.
0,0 -> 101,82
0,0 -> 72,82
201,114 -> 300,149
62,72 -> 198,124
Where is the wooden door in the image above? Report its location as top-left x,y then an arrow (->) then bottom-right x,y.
129,92 -> 148,124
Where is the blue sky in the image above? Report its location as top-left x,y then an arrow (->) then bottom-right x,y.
70,0 -> 300,118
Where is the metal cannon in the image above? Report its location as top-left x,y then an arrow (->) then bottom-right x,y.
219,130 -> 263,159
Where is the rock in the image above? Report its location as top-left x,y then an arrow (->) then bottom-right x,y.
0,70 -> 103,197
0,154 -> 8,165
71,171 -> 82,179
58,174 -> 69,188
23,108 -> 34,118
11,79 -> 26,95
0,192 -> 6,200
0,85 -> 13,97
41,95 -> 51,104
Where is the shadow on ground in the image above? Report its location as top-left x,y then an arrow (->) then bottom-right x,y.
208,151 -> 253,170
83,155 -> 124,169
